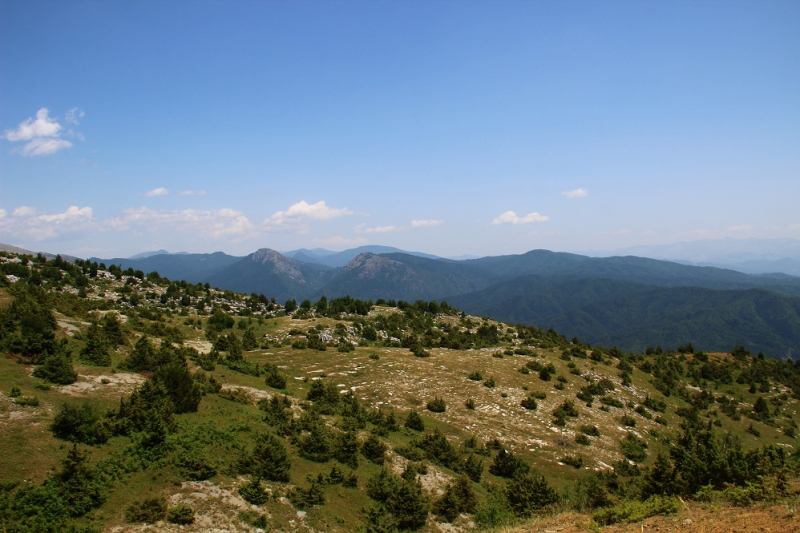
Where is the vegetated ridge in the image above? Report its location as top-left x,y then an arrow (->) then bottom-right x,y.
84,246 -> 800,358
1,250 -> 800,532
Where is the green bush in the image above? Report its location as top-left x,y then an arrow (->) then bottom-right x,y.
468,370 -> 483,381
426,396 -> 446,413
561,455 -> 584,469
362,434 -> 388,464
473,485 -> 515,528
239,477 -> 270,505
404,410 -> 425,431
592,496 -> 679,526
166,504 -> 195,525
51,402 -> 109,445
15,395 -> 40,406
245,433 -> 291,482
505,471 -> 559,517
433,474 -> 477,522
124,496 -> 167,523
489,448 -> 529,478
33,342 -> 77,385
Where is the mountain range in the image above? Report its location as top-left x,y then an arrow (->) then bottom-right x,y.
81,245 -> 800,359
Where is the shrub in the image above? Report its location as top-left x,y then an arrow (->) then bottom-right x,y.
79,324 -> 111,366
414,430 -> 461,470
33,342 -> 77,385
580,425 -> 600,436
239,477 -> 270,505
125,496 -> 167,523
592,496 -> 679,526
15,395 -> 40,406
474,485 -> 515,528
427,396 -> 446,413
489,449 -> 530,478
465,398 -> 476,410
51,402 -> 109,445
154,363 -> 202,414
404,410 -> 425,431
362,434 -> 388,464
505,471 -> 559,517
468,370 -> 483,381
561,455 -> 584,469
575,434 -> 591,446
483,377 -> 496,388
433,474 -> 478,522
520,396 -> 538,410
9,385 -> 21,397
246,433 -> 291,482
620,434 -> 648,463
166,504 -> 195,525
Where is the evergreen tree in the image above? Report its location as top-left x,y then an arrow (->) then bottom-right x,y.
0,284 -> 57,361
33,341 -> 78,384
121,335 -> 158,372
80,323 -> 111,366
101,312 -> 126,346
248,432 -> 291,482
404,410 -> 425,431
242,328 -> 258,351
505,471 -> 559,518
153,363 -> 202,413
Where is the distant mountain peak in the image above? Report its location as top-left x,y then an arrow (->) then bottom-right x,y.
249,248 -> 306,282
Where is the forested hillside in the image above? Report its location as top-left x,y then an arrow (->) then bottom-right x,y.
1,250 -> 800,532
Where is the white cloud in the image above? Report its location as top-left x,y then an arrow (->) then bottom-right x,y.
491,211 -> 550,225
179,189 -> 207,196
65,108 -> 85,125
264,200 -> 353,230
111,207 -> 254,238
364,225 -> 398,234
0,205 -> 94,241
562,188 -> 588,198
5,108 -> 62,141
145,187 -> 170,197
411,219 -> 443,228
4,108 -> 76,156
20,137 -> 73,156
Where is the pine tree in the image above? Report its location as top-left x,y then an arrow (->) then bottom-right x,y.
80,323 -> 111,366
33,341 -> 78,384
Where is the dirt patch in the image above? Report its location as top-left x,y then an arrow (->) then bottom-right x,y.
58,373 -> 146,398
503,502 -> 800,533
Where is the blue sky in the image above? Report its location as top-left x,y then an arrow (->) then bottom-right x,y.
1,0 -> 798,259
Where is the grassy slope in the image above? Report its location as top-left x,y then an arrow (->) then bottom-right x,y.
1,267 -> 799,532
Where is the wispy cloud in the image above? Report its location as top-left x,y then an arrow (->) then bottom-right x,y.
109,207 -> 254,238
356,224 -> 399,234
145,187 -> 170,197
3,108 -> 77,156
264,200 -> 353,230
491,211 -> 550,225
179,189 -> 207,196
0,205 -> 94,241
562,188 -> 588,198
411,219 -> 443,228
65,108 -> 85,125
727,225 -> 752,232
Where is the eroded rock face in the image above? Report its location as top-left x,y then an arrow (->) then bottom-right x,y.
249,249 -> 307,283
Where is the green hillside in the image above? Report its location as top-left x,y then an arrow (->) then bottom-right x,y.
449,276 -> 800,357
2,250 -> 799,532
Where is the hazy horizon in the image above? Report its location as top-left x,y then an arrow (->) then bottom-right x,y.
2,1 -> 798,259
